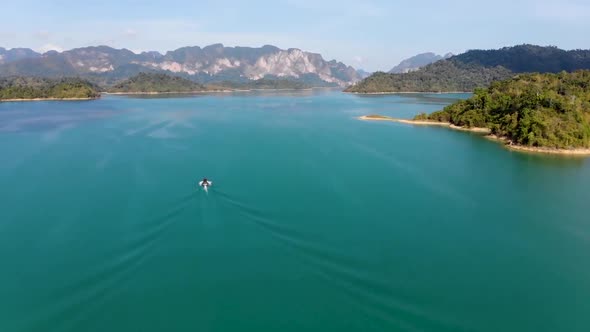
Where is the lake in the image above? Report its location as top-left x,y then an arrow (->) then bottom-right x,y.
1,90 -> 589,332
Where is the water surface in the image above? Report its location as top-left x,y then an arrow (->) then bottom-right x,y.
1,91 -> 589,332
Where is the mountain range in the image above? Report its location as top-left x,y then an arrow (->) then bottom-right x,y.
0,47 -> 41,64
389,52 -> 453,73
346,45 -> 590,93
0,44 -> 361,87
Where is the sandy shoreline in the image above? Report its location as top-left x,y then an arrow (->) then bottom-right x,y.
0,97 -> 98,102
358,115 -> 490,133
1,88 -> 321,101
359,115 -> 590,156
103,90 -> 232,95
484,135 -> 590,156
103,87 -> 316,95
346,91 -> 471,95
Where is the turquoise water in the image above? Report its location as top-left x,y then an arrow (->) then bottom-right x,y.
1,90 -> 589,332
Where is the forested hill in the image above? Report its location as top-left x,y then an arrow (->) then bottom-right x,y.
414,70 -> 590,149
452,45 -> 590,72
214,78 -> 310,90
346,45 -> 590,93
0,77 -> 99,100
108,73 -> 207,93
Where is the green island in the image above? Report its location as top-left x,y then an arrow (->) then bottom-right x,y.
214,78 -> 313,90
346,62 -> 512,93
108,72 -> 210,94
0,77 -> 100,101
361,71 -> 590,155
346,45 -> 590,93
107,73 -> 321,94
0,72 -> 326,101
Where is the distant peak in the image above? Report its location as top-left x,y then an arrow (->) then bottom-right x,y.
389,52 -> 449,73
261,44 -> 280,51
140,50 -> 163,56
204,43 -> 224,49
0,43 -> 361,87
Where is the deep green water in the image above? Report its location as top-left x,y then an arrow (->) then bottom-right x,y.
1,90 -> 589,332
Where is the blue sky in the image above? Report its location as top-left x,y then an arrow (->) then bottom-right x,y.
1,0 -> 589,71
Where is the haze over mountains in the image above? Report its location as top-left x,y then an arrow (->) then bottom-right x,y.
0,44 -> 361,87
347,45 -> 590,93
389,52 -> 453,73
5,44 -> 590,93
0,47 -> 41,64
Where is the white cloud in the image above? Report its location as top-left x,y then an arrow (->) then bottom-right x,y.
353,56 -> 364,64
38,43 -> 64,53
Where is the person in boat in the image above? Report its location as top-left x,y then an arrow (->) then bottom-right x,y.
200,178 -> 210,187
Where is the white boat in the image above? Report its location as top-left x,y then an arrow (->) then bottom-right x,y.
199,180 -> 212,192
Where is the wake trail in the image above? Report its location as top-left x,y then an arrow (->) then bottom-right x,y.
44,190 -> 200,328
215,189 -> 305,241
121,190 -> 200,260
216,187 -> 460,331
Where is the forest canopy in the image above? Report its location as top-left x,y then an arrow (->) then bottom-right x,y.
346,45 -> 590,93
0,77 -> 100,100
414,71 -> 590,149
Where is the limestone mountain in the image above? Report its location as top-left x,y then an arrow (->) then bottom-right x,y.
0,44 -> 361,87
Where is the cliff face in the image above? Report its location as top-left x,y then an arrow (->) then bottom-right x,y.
0,44 -> 360,87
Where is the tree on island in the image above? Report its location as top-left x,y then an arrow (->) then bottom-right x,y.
0,77 -> 99,100
415,71 -> 590,149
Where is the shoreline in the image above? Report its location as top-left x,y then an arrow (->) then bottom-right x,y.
358,115 -> 490,133
103,90 -> 232,95
358,115 -> 590,156
103,87 -> 317,95
0,97 -> 98,102
1,87 -> 328,101
236,87 -> 315,92
484,135 -> 590,156
345,91 -> 471,95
